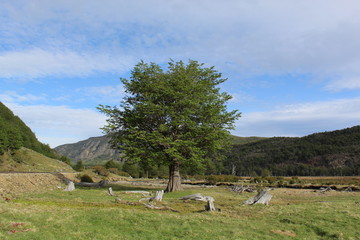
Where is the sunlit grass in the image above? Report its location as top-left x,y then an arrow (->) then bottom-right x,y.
0,185 -> 359,239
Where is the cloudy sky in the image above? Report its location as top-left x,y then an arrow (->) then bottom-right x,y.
1,0 -> 360,147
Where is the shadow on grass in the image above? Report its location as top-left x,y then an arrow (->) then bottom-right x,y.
75,184 -> 163,192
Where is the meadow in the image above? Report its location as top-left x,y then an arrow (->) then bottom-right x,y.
0,182 -> 359,240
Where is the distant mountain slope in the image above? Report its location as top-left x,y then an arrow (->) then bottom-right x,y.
55,135 -> 263,165
0,147 -> 74,172
226,126 -> 360,176
55,136 -> 122,164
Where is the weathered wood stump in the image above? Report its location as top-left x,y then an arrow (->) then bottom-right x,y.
108,187 -> 114,196
64,181 -> 75,191
151,190 -> 164,201
243,189 -> 272,205
205,199 -> 216,211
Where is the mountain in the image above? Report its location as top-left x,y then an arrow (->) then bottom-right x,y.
225,126 -> 360,176
55,135 -> 265,165
55,136 -> 123,165
0,102 -> 73,172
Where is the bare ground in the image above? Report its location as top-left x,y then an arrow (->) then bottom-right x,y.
0,172 -> 79,198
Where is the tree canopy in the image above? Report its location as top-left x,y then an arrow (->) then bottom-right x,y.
98,60 -> 240,191
0,102 -> 65,161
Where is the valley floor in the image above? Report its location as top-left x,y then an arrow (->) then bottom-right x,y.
0,179 -> 359,239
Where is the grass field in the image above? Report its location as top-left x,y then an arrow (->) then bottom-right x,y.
0,183 -> 359,240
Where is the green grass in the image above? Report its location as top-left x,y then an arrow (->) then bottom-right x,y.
0,147 -> 73,172
0,186 -> 359,239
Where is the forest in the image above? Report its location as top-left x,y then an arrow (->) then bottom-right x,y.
0,102 -> 61,160
224,126 -> 360,176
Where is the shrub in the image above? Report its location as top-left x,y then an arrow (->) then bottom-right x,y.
108,168 -> 120,175
117,171 -> 131,177
91,166 -> 110,177
205,175 -> 240,185
80,174 -> 93,183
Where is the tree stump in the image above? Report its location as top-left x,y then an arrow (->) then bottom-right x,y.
108,187 -> 114,196
151,190 -> 164,201
205,199 -> 216,211
243,189 -> 272,205
64,181 -> 75,191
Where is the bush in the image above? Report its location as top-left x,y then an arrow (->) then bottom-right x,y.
90,166 -> 110,177
205,175 -> 240,185
117,171 -> 131,177
104,160 -> 122,170
108,168 -> 120,175
80,174 -> 93,183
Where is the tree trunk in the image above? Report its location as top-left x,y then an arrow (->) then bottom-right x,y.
165,162 -> 183,192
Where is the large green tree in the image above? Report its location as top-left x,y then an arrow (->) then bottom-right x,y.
98,60 -> 240,192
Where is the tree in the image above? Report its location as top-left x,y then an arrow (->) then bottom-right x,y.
73,160 -> 84,171
98,60 -> 240,192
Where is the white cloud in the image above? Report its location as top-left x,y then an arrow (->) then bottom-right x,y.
325,78 -> 360,92
0,49 -> 134,80
2,0 -> 360,80
5,103 -> 107,147
0,91 -> 46,103
234,97 -> 360,137
79,84 -> 124,99
229,92 -> 255,103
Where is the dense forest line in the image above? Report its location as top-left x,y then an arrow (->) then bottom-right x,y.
0,102 -> 62,160
224,126 -> 360,176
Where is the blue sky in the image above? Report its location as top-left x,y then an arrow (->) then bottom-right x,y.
1,0 -> 360,147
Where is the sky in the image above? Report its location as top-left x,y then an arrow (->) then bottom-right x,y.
1,0 -> 360,148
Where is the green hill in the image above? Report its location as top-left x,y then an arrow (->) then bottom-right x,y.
231,135 -> 267,145
0,102 -> 73,172
226,126 -> 360,176
0,147 -> 74,172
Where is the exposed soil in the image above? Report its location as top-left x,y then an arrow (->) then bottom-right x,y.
0,172 -> 78,198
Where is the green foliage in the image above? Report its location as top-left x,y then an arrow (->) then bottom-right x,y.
205,174 -> 240,184
226,125 -> 360,176
0,102 -> 62,160
122,161 -> 140,178
80,174 -> 94,183
91,165 -> 110,177
73,160 -> 84,171
98,60 -> 240,182
104,160 -> 122,170
60,156 -> 71,165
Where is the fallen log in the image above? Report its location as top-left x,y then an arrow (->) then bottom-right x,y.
230,184 -> 254,193
242,189 -> 272,205
144,203 -> 179,212
179,193 -> 214,202
124,191 -> 151,196
77,180 -> 109,188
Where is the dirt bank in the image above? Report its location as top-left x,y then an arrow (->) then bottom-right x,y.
0,172 -> 78,198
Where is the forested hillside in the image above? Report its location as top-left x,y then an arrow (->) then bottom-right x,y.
225,126 -> 360,176
0,102 -> 59,159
